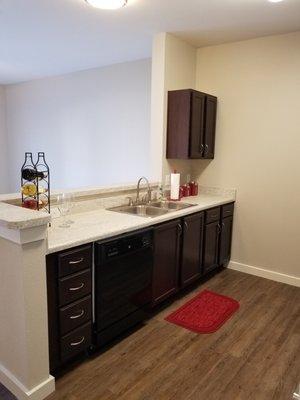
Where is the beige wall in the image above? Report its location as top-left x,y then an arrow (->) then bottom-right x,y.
150,33 -> 197,183
194,31 -> 300,278
163,34 -> 197,180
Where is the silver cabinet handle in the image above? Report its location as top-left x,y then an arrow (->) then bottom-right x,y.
69,283 -> 84,292
211,214 -> 218,218
200,143 -> 204,154
222,222 -> 225,229
69,258 -> 84,265
70,310 -> 85,320
217,223 -> 222,234
70,336 -> 85,347
184,221 -> 188,230
177,223 -> 182,236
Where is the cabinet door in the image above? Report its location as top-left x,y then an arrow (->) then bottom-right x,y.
190,91 -> 206,158
203,95 -> 217,159
152,219 -> 181,305
166,90 -> 191,159
203,221 -> 220,275
219,216 -> 233,266
181,212 -> 204,287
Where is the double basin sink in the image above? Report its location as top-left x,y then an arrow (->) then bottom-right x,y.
108,201 -> 196,218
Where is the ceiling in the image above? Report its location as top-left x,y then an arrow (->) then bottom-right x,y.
0,0 -> 300,84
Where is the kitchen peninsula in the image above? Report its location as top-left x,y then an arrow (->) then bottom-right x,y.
0,183 -> 235,400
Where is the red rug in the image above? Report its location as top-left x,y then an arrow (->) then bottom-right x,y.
165,290 -> 239,333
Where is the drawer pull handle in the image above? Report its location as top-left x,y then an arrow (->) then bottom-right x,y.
69,283 -> 84,292
211,214 -> 218,218
69,258 -> 84,265
70,310 -> 85,320
184,221 -> 188,230
225,210 -> 231,214
70,336 -> 85,347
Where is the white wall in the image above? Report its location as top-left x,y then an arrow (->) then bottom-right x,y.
0,87 -> 8,193
4,58 -> 151,192
194,31 -> 300,278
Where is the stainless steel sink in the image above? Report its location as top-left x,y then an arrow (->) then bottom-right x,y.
108,201 -> 196,218
150,201 -> 196,211
107,204 -> 169,218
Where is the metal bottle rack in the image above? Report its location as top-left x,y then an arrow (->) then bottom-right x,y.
21,152 -> 50,213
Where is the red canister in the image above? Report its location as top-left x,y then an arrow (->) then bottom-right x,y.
182,184 -> 191,197
190,181 -> 199,196
179,186 -> 184,199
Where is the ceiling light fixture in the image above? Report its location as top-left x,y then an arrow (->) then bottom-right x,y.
268,0 -> 283,2
85,0 -> 127,9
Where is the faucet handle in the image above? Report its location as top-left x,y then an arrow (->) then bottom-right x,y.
126,197 -> 134,206
147,188 -> 152,203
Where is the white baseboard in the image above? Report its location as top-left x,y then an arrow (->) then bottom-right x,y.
228,261 -> 300,287
0,364 -> 55,400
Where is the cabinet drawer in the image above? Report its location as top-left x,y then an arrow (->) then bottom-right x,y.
59,295 -> 92,336
205,207 -> 221,224
59,270 -> 91,306
222,203 -> 234,218
58,245 -> 92,278
60,322 -> 91,363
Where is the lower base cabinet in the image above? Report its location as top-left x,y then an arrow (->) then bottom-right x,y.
203,203 -> 234,275
46,202 -> 234,373
181,212 -> 204,287
152,203 -> 235,304
152,212 -> 205,305
219,215 -> 233,266
152,219 -> 181,305
203,220 -> 220,275
46,244 -> 93,374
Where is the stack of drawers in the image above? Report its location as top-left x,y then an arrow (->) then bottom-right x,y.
203,203 -> 234,275
46,244 -> 93,372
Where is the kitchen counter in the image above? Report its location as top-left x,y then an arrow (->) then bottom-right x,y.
47,193 -> 235,254
0,182 -> 159,231
0,201 -> 51,229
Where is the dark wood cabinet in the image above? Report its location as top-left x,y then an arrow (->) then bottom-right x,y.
203,220 -> 220,275
190,91 -> 206,158
152,219 -> 181,305
167,89 -> 217,160
219,215 -> 233,266
46,203 -> 234,372
46,244 -> 93,374
181,212 -> 204,287
204,95 -> 217,159
203,203 -> 234,275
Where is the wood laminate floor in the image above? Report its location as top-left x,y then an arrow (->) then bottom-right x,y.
1,270 -> 300,400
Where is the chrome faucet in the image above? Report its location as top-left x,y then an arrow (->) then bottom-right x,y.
136,177 -> 152,204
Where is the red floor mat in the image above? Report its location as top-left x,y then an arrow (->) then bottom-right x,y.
165,289 -> 239,333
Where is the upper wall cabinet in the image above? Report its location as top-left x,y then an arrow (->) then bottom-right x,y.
166,89 -> 217,159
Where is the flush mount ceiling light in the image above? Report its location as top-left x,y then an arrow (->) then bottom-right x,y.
268,0 -> 284,2
85,0 -> 127,9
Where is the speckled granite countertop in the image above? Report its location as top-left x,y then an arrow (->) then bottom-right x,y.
0,183 -> 157,230
47,193 -> 235,254
0,202 -> 51,229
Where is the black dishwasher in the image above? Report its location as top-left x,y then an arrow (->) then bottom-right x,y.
94,229 -> 153,347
